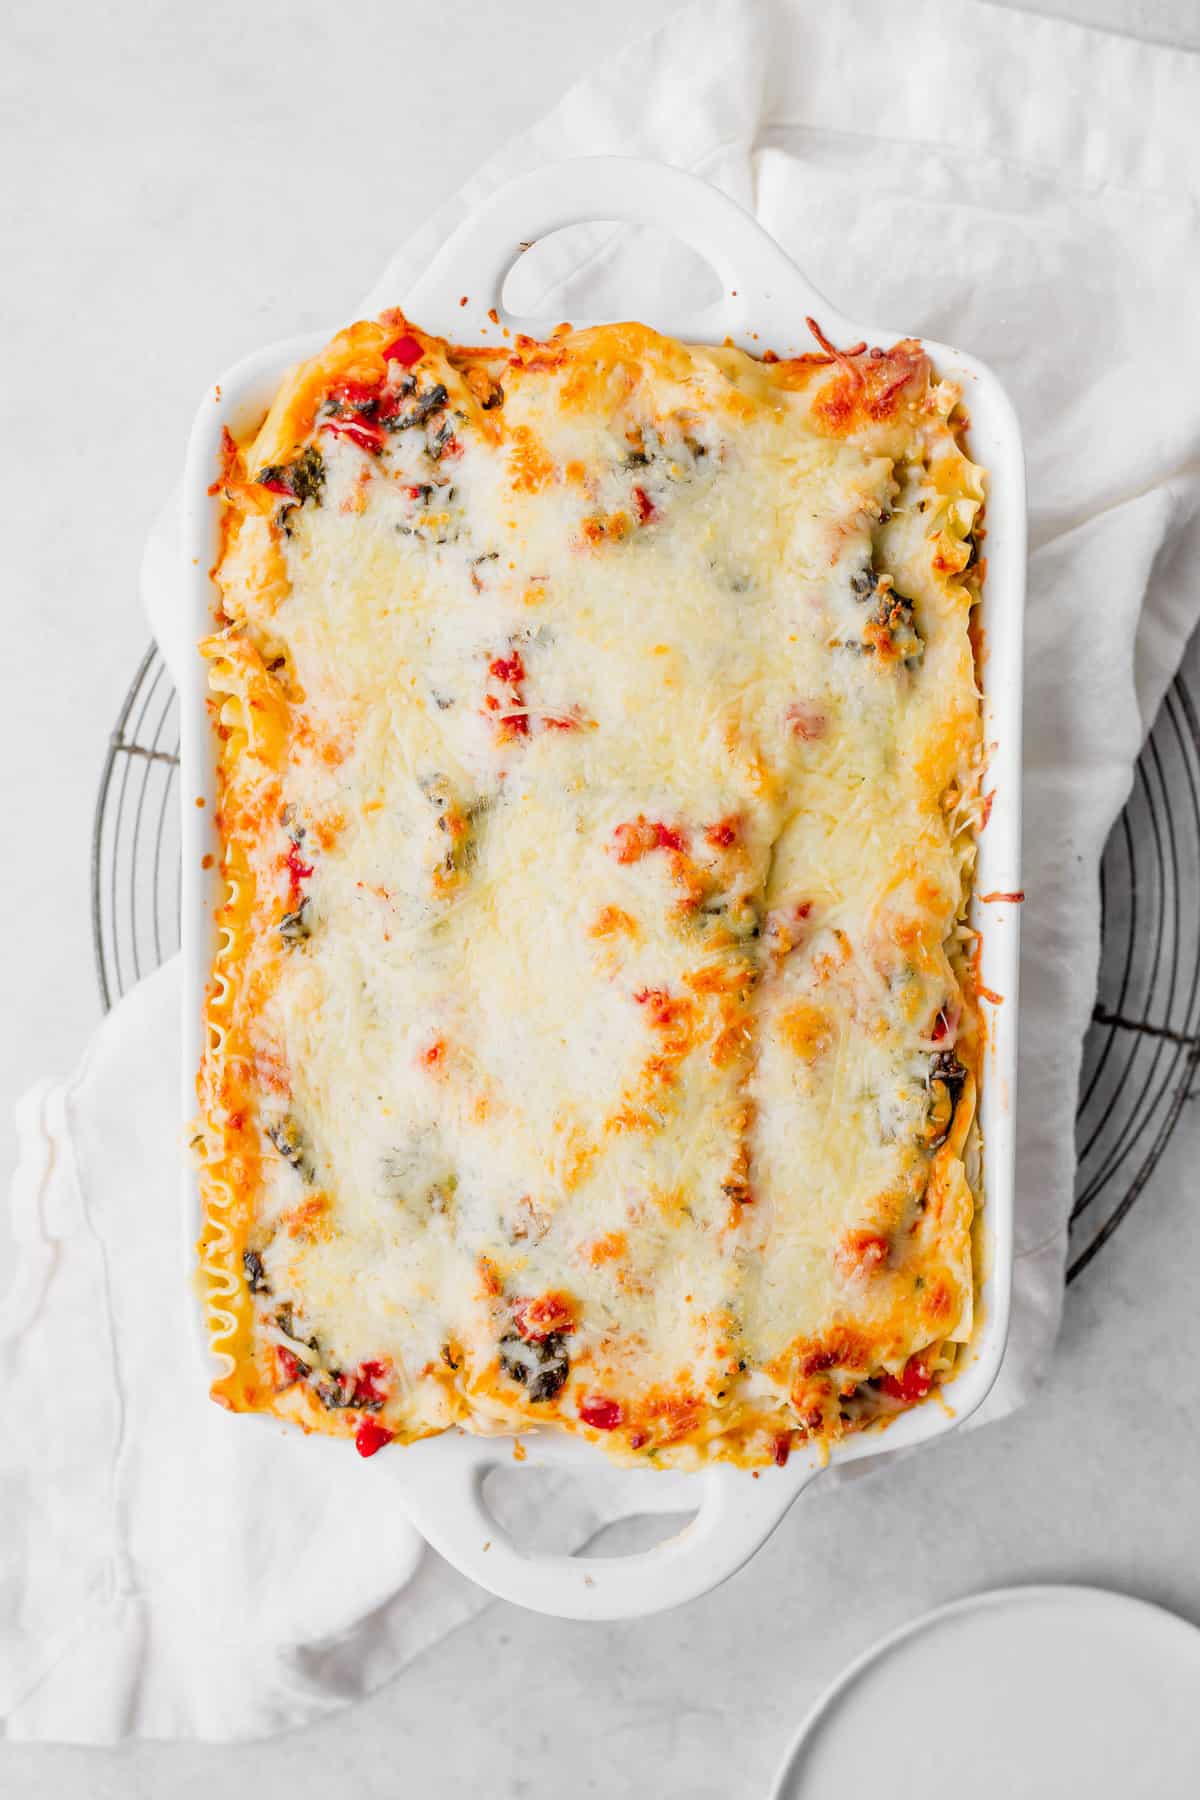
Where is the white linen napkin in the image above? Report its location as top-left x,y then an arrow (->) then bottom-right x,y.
5,0 -> 1200,1743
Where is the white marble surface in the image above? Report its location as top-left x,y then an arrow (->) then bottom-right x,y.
3,0 -> 1199,1793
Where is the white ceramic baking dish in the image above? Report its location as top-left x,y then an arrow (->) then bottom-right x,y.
179,157 -> 1025,1622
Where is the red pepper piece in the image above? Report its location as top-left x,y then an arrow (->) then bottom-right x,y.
489,652 -> 526,685
285,841 -> 313,893
328,379 -> 383,411
632,486 -> 656,524
513,1294 -> 576,1341
353,1360 -> 389,1407
355,1419 -> 395,1458
881,1357 -> 932,1403
579,1395 -> 622,1431
653,822 -> 686,853
612,818 -> 688,863
382,333 -> 424,367
319,417 -> 385,455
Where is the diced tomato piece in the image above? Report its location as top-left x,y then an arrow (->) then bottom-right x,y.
632,485 -> 656,524
276,1347 -> 304,1385
355,1419 -> 395,1457
353,1359 -> 390,1406
612,817 -> 688,863
579,1395 -> 622,1431
704,817 -> 739,849
485,648 -> 530,742
258,475 -> 292,496
489,652 -> 526,685
328,379 -> 382,410
932,1009 -> 950,1042
382,332 -> 424,367
881,1357 -> 932,1403
905,1360 -> 932,1401
633,987 -> 681,1030
513,1292 -> 577,1341
490,658 -> 521,685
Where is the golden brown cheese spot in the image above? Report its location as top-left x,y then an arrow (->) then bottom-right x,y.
589,904 -> 640,941
811,340 -> 928,436
778,1002 -> 835,1061
836,1229 -> 891,1280
584,1231 -> 627,1266
508,423 -> 556,493
580,510 -> 631,545
283,1193 -> 332,1241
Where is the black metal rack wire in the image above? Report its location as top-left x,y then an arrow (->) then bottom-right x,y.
91,646 -> 1200,1281
91,644 -> 181,1008
1069,676 -> 1200,1278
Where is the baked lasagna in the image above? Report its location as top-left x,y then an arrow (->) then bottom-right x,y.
196,310 -> 987,1468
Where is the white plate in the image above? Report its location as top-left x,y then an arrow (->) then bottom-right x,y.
770,1585 -> 1200,1799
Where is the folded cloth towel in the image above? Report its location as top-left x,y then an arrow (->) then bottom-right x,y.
4,0 -> 1200,1742
0,965 -> 691,1740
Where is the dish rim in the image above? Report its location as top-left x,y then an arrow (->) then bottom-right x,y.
177,154 -> 1025,1620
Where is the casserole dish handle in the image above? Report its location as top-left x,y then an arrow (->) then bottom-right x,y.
394,1431 -> 818,1621
376,155 -> 856,349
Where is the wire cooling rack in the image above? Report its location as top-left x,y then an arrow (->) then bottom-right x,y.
1070,676 -> 1200,1278
91,645 -> 1200,1280
91,644 -> 181,1007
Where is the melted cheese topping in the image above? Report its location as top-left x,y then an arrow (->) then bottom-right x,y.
197,316 -> 986,1468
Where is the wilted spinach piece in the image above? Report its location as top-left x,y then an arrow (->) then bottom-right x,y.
926,1050 -> 968,1149
383,384 -> 448,432
242,1248 -> 270,1294
256,444 -> 325,507
267,1116 -> 314,1181
868,587 -> 923,662
279,897 -> 312,944
499,1331 -> 570,1404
